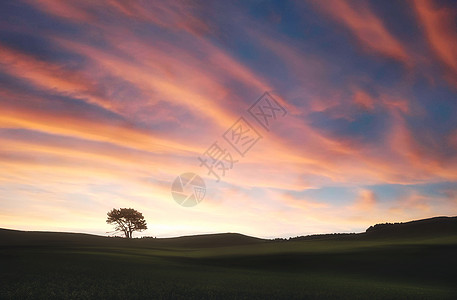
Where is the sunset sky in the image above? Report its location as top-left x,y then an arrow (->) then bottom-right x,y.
1,0 -> 457,238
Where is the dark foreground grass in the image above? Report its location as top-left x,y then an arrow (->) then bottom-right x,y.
0,232 -> 456,299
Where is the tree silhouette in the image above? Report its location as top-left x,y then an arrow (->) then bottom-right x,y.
106,208 -> 147,238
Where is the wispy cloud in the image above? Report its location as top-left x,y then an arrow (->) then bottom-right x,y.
412,0 -> 457,87
311,0 -> 410,63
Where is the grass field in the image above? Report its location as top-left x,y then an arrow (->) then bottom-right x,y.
1,218 -> 457,299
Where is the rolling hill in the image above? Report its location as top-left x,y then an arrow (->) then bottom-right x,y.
365,216 -> 457,237
1,216 -> 456,299
1,216 -> 456,247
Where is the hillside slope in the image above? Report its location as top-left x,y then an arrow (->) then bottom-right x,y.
0,228 -> 266,248
365,216 -> 457,238
1,216 -> 456,247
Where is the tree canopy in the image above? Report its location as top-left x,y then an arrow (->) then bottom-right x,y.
106,208 -> 147,238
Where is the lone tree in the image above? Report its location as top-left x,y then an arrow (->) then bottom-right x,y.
106,208 -> 147,238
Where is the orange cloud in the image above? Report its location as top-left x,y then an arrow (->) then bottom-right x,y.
353,90 -> 375,111
312,0 -> 409,63
29,0 -> 94,23
388,192 -> 432,216
50,34 -> 266,132
387,105 -> 457,182
0,91 -> 202,157
353,189 -> 377,212
0,45 -> 114,111
107,0 -> 211,36
26,0 -> 210,36
413,0 -> 457,87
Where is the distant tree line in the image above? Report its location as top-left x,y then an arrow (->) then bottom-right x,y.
366,222 -> 401,233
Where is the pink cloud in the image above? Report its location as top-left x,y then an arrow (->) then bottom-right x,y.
413,0 -> 457,87
312,0 -> 410,63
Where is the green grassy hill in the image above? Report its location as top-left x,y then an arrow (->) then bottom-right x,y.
1,216 -> 457,299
